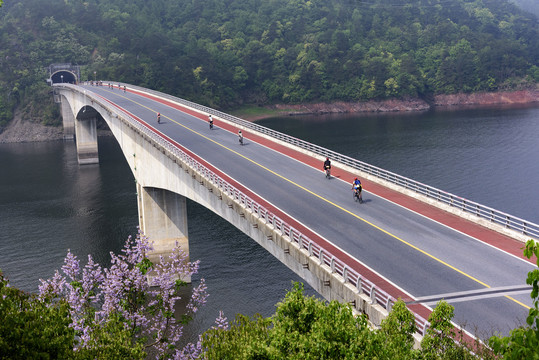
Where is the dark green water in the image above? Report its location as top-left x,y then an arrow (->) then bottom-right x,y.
0,104 -> 537,341
258,104 -> 539,223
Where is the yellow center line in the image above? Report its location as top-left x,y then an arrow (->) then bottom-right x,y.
103,88 -> 530,309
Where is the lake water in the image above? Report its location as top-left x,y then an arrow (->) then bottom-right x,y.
0,103 -> 538,342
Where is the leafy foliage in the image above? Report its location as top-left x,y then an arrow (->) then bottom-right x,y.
0,272 -> 74,360
200,282 -> 494,359
0,0 -> 537,129
1,230 -> 208,360
489,239 -> 539,359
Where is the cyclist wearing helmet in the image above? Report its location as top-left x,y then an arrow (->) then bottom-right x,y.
352,177 -> 363,202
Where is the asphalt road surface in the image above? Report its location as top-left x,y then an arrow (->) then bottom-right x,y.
81,84 -> 535,339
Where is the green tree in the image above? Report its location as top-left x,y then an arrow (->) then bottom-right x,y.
201,282 -> 493,359
0,272 -> 75,359
489,239 -> 539,359
0,0 -> 537,118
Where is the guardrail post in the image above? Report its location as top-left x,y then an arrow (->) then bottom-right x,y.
386,297 -> 393,311
422,323 -> 430,337
356,276 -> 362,293
370,287 -> 376,304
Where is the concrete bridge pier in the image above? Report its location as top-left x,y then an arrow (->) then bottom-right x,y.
60,97 -> 75,140
74,109 -> 99,164
137,184 -> 191,283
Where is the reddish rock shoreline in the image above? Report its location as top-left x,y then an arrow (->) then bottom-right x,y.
433,89 -> 539,106
256,89 -> 539,120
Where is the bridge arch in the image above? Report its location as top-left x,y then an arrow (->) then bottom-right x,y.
57,87 -> 200,281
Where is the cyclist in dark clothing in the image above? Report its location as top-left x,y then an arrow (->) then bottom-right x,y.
323,157 -> 331,178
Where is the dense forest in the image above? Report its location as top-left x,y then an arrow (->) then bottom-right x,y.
512,0 -> 539,17
0,0 -> 537,130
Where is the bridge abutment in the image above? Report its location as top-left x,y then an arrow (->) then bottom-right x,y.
137,184 -> 191,283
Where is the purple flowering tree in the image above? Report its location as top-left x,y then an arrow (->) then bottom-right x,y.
38,228 -> 208,359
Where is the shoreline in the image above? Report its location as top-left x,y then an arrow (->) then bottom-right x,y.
1,89 -> 537,143
234,89 -> 539,121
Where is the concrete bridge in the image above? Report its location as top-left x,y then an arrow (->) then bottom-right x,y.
53,82 -> 538,341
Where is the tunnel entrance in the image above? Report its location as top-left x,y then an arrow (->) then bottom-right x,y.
51,70 -> 77,84
48,63 -> 81,85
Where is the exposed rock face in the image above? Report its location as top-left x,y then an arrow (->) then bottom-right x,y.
269,97 -> 430,115
433,89 -> 539,106
0,109 -> 64,143
265,89 -> 538,117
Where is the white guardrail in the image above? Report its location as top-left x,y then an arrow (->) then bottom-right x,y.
129,84 -> 539,242
70,84 -> 430,335
62,83 -> 527,335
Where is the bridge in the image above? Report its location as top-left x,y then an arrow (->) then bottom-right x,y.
52,82 -> 538,342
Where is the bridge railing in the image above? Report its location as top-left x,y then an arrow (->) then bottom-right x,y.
124,83 -> 539,241
69,84 -> 430,336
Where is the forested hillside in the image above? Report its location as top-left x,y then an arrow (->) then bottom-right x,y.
511,0 -> 539,17
0,0 -> 537,130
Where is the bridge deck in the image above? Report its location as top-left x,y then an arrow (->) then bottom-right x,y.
82,84 -> 535,339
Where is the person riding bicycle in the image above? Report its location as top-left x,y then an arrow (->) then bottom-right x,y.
323,157 -> 331,178
157,112 -> 161,124
352,177 -> 363,202
238,130 -> 243,145
209,114 -> 213,129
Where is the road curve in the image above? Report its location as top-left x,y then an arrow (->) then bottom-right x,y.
82,84 -> 535,339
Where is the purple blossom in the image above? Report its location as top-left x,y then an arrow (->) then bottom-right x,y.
61,250 -> 80,281
38,228 -> 208,359
38,270 -> 66,300
176,335 -> 203,359
213,310 -> 229,330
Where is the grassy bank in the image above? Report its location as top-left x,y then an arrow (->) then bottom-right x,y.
227,105 -> 303,122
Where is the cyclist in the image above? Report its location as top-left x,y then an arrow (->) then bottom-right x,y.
157,112 -> 161,124
238,130 -> 244,145
352,177 -> 363,203
209,114 -> 213,129
323,157 -> 331,178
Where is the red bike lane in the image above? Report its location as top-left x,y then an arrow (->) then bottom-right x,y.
119,86 -> 536,332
